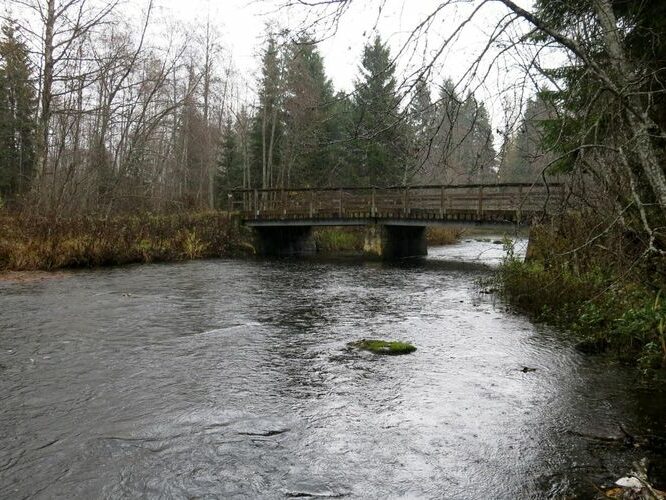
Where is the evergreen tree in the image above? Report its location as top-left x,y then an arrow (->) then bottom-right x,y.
251,35 -> 285,189
500,95 -> 554,183
328,91 -> 356,185
426,80 -> 496,184
0,21 -> 36,200
406,78 -> 436,182
216,117 -> 243,191
533,1 -> 666,217
464,97 -> 496,183
282,38 -> 336,187
350,36 -> 408,186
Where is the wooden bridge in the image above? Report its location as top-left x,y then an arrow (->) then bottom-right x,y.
228,183 -> 565,225
226,183 -> 564,257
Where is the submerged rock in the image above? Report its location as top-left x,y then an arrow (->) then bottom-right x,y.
350,339 -> 416,355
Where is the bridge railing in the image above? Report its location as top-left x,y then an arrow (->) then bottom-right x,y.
226,183 -> 565,222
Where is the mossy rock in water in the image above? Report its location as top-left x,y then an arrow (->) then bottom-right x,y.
351,339 -> 416,355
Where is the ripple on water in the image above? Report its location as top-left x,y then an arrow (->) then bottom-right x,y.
1,240 -> 665,498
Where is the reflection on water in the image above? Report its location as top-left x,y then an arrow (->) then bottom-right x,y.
0,238 -> 664,498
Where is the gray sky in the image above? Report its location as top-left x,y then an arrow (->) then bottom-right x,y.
160,0 -> 542,131
4,0 -> 544,132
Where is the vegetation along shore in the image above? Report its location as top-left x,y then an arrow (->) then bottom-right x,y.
0,212 -> 251,272
496,222 -> 666,376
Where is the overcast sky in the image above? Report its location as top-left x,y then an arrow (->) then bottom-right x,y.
3,0 -> 542,132
158,0 -> 541,131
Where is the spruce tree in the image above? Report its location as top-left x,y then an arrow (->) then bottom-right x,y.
428,80 -> 496,184
251,36 -> 285,189
282,38 -> 336,187
351,36 -> 408,186
0,21 -> 36,200
406,79 -> 436,182
500,95 -> 554,183
216,117 -> 243,191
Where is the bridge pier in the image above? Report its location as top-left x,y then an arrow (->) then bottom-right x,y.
363,224 -> 427,259
253,226 -> 316,257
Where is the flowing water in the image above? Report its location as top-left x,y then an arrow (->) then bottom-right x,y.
1,237 -> 665,499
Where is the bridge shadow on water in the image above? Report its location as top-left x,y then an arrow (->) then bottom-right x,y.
254,250 -> 496,274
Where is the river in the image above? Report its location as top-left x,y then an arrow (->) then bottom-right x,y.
1,237 -> 664,498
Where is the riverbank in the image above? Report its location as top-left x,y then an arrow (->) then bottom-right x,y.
0,214 -> 464,272
496,227 -> 666,375
0,212 -> 253,272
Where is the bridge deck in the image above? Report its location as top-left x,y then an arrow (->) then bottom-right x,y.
227,183 -> 564,225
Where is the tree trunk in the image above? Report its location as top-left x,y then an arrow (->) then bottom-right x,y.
37,0 -> 56,211
593,0 -> 666,212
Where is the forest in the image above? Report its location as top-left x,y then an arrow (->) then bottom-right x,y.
1,0 -> 665,370
0,0 -> 548,216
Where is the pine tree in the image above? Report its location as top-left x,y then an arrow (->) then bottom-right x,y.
0,21 -> 36,200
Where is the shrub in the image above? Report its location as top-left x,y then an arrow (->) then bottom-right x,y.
497,224 -> 666,374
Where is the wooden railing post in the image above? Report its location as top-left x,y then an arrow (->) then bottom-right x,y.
440,186 -> 446,217
403,187 -> 409,216
338,188 -> 343,217
371,187 -> 376,217
253,189 -> 259,218
309,190 -> 315,218
516,185 -> 523,223
477,186 -> 484,218
281,188 -> 286,216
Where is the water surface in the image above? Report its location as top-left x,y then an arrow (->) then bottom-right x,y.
1,238 -> 664,498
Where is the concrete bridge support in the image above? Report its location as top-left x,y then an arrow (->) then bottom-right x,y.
253,226 -> 316,257
363,224 -> 427,259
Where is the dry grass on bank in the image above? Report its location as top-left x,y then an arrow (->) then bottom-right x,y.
426,227 -> 464,246
0,211 -> 251,272
313,227 -> 365,253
